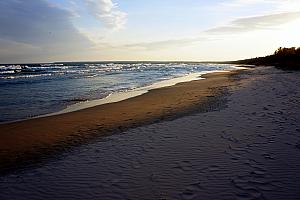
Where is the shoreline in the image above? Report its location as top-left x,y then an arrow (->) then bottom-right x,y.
0,69 -> 238,125
33,71 -> 215,120
0,69 -> 243,173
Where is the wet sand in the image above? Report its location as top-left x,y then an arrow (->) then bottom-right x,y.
0,70 -> 238,172
0,66 -> 299,200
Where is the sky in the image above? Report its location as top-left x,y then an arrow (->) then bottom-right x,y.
1,0 -> 300,63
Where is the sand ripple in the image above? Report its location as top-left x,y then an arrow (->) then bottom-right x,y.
0,67 -> 300,199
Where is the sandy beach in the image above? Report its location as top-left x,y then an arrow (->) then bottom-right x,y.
0,70 -> 239,173
2,1 -> 300,199
0,66 -> 300,199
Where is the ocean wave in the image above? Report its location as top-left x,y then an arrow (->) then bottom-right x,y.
0,63 -> 237,122
0,73 -> 53,79
0,65 -> 22,70
0,70 -> 15,74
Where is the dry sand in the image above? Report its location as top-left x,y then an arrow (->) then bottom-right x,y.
0,70 -> 238,172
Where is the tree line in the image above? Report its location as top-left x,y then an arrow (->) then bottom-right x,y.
232,47 -> 300,70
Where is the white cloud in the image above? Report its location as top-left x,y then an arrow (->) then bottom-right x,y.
85,0 -> 127,30
206,11 -> 300,34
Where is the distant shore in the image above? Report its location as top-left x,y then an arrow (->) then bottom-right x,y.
229,47 -> 300,70
0,70 -> 242,173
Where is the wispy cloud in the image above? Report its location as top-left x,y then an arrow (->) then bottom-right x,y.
122,37 -> 204,50
85,0 -> 127,30
119,11 -> 300,51
206,11 -> 300,34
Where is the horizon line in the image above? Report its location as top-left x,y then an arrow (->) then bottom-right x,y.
0,60 -> 240,65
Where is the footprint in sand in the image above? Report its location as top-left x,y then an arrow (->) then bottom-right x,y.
261,153 -> 276,160
180,182 -> 203,200
232,175 -> 273,200
173,160 -> 194,172
295,142 -> 300,149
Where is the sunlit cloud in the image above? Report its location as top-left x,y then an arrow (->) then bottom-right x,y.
206,11 -> 300,34
85,0 -> 127,30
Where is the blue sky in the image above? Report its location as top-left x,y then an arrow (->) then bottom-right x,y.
1,0 -> 300,63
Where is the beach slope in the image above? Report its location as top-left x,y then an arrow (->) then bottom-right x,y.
0,66 -> 300,199
0,71 -> 239,172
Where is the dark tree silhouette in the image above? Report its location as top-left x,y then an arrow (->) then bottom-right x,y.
231,47 -> 300,70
